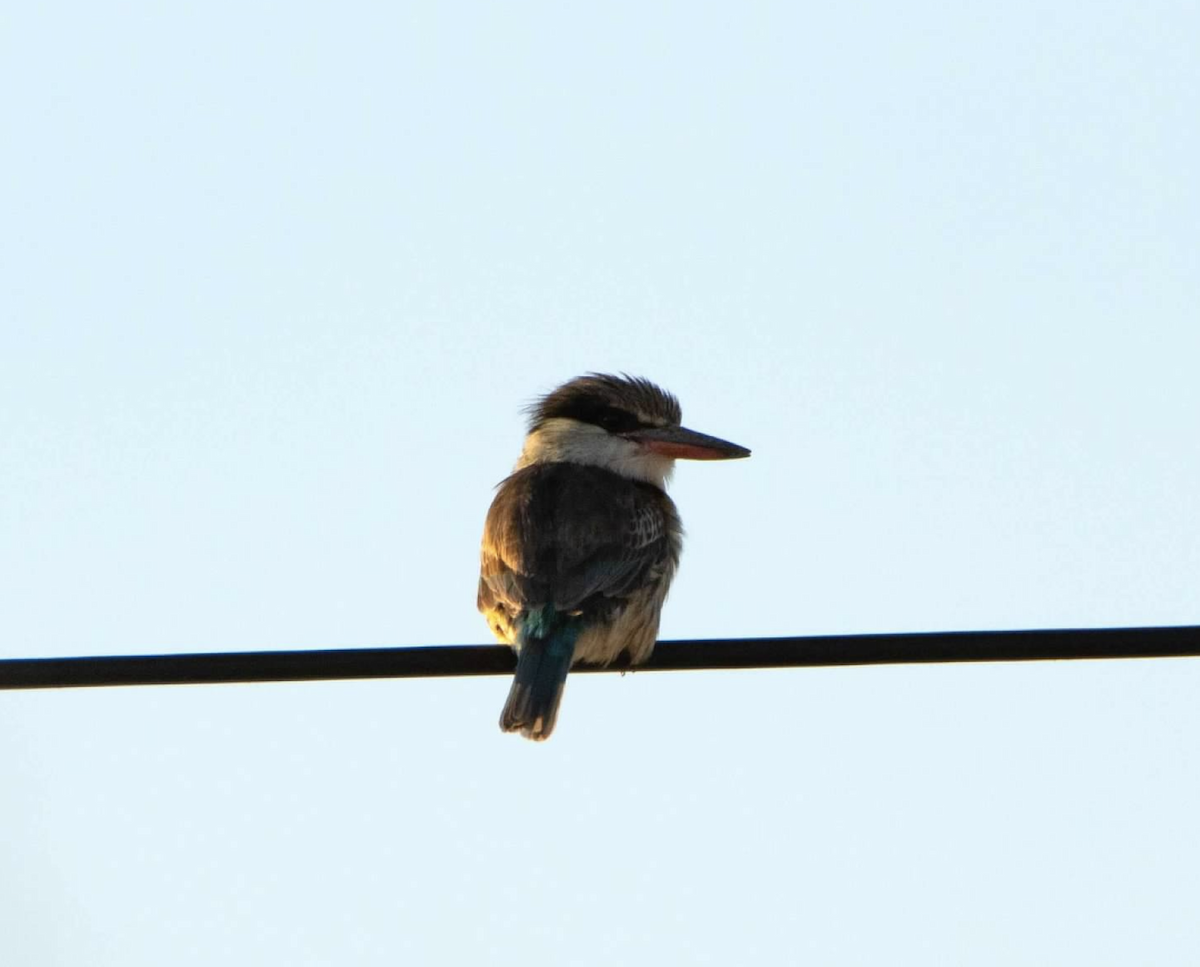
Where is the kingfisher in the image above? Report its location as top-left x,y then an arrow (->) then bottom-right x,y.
478,373 -> 750,740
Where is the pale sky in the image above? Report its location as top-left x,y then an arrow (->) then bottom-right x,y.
2,2 -> 1199,964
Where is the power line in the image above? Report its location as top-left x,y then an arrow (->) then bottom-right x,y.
1,625 -> 1197,691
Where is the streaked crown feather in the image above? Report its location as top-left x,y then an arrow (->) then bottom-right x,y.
526,373 -> 682,435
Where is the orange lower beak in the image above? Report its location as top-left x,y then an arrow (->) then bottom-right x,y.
625,426 -> 751,461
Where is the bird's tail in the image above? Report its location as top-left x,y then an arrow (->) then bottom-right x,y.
500,607 -> 581,741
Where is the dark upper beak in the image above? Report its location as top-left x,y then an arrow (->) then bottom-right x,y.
624,425 -> 751,461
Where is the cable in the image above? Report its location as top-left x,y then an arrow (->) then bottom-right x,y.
1,625 -> 1197,690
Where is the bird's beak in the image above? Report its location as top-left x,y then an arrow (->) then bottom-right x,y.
624,425 -> 751,461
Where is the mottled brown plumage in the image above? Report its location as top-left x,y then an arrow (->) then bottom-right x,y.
479,373 -> 748,739
478,462 -> 681,666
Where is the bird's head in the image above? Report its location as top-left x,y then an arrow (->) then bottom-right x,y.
516,373 -> 750,488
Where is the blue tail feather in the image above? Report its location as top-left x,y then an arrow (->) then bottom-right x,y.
500,607 -> 582,740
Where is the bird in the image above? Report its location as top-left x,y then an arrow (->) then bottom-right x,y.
477,373 -> 750,740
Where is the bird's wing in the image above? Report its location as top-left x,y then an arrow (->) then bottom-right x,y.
478,464 -> 677,617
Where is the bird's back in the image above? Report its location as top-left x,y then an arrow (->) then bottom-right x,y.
478,462 -> 681,665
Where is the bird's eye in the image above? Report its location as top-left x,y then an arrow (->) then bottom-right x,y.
596,408 -> 640,433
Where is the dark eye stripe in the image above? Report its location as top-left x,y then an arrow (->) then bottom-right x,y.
528,374 -> 681,434
542,399 -> 646,433
593,406 -> 644,433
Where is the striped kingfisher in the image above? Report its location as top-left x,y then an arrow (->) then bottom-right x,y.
477,374 -> 750,740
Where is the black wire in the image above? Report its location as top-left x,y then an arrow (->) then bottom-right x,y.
1,625 -> 1197,690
